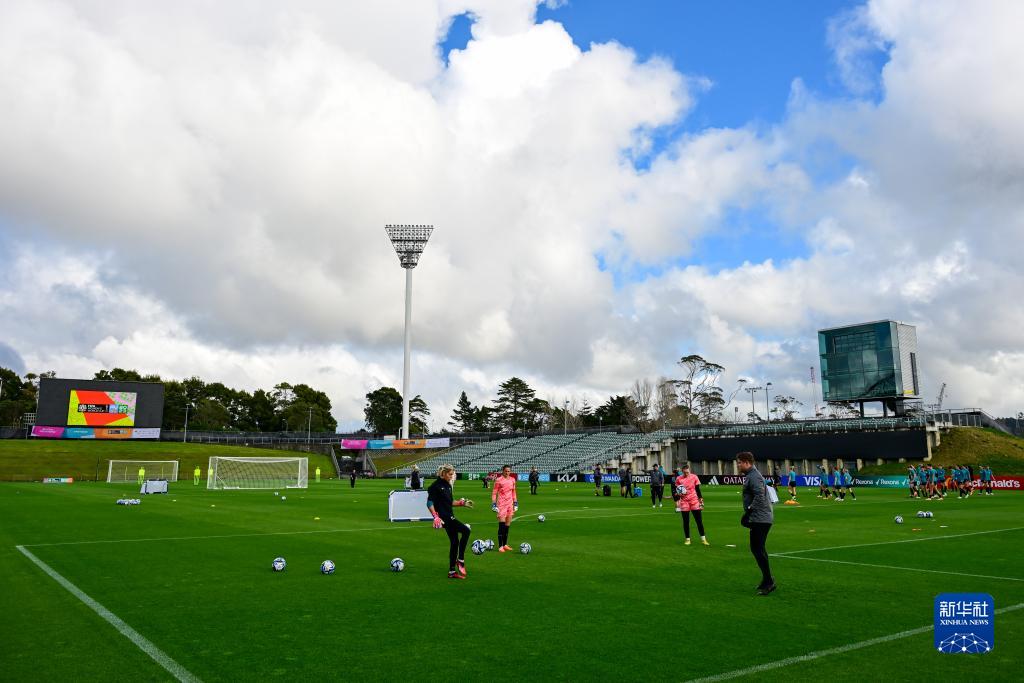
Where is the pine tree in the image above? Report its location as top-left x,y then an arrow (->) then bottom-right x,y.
448,391 -> 476,433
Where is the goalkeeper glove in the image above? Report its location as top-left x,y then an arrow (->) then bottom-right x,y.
432,514 -> 444,529
513,502 -> 519,512
491,503 -> 498,512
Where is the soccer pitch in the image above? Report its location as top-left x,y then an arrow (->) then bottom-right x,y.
2,480 -> 1022,681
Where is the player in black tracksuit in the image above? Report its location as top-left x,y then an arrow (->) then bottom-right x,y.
529,467 -> 540,495
426,464 -> 474,579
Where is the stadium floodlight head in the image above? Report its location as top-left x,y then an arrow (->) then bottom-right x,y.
386,224 -> 433,269
385,224 -> 434,439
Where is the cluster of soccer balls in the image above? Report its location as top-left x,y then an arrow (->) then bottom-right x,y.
895,511 -> 934,524
271,557 -> 407,573
471,539 -> 532,555
115,498 -> 141,506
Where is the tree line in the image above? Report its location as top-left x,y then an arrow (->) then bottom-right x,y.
0,366 -> 337,432
365,355 -> 864,436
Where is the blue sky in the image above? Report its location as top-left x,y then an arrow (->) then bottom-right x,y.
443,0 -> 875,280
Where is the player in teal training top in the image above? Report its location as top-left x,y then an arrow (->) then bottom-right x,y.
842,468 -> 856,500
787,465 -> 798,500
981,465 -> 993,495
817,464 -> 830,499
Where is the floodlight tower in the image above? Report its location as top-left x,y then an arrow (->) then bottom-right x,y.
385,224 -> 433,439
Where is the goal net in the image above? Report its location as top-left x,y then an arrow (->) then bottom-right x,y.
207,456 -> 308,490
107,460 -> 180,483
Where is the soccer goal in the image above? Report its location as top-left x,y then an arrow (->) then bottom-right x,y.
107,460 -> 180,483
207,456 -> 308,490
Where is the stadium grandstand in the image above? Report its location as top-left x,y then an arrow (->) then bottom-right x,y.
399,416 -> 931,477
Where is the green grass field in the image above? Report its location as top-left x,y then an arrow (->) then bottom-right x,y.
0,441 -> 335,482
2,478 -> 1022,682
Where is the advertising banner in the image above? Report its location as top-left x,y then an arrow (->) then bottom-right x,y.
367,439 -> 393,450
341,439 -> 368,449
697,474 -> 778,486
425,438 -> 450,448
393,439 -> 426,449
851,475 -> 909,488
64,427 -> 96,439
516,472 -> 551,482
31,426 -> 65,438
554,473 -> 580,483
42,477 -> 74,483
971,476 -> 1024,492
67,389 -> 137,427
130,428 -> 161,439
95,427 -> 133,440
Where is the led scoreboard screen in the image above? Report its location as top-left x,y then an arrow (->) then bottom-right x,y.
67,389 -> 138,427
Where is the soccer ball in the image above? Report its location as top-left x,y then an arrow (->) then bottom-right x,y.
916,511 -> 926,518
471,540 -> 486,555
320,560 -> 336,575
894,515 -> 904,524
390,557 -> 405,572
484,539 -> 495,550
281,496 -> 287,501
675,485 -> 687,496
538,515 -> 546,523
272,557 -> 286,571
520,542 -> 532,554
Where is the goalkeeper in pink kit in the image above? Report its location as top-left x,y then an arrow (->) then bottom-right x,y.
491,464 -> 519,552
674,462 -> 709,546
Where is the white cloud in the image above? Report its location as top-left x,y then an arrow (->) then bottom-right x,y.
1,0 -> 1023,426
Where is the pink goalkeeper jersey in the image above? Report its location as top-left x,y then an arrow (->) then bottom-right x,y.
491,475 -> 518,507
675,473 -> 700,509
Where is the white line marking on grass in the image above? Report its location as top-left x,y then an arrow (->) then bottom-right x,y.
16,545 -> 200,683
20,524 -> 422,548
773,526 -> 1024,556
771,553 -> 1024,582
685,602 -> 1024,683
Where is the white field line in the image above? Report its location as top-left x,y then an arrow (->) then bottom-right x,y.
684,602 -> 1024,683
16,545 -> 200,683
771,553 -> 1024,582
773,526 -> 1024,556
19,524 -> 423,548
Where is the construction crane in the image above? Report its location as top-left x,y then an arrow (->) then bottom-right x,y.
936,383 -> 947,411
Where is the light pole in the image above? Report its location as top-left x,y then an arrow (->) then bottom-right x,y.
734,406 -> 739,423
745,386 -> 763,422
765,382 -> 772,422
564,399 -> 569,436
386,225 -> 433,439
307,407 -> 312,444
183,402 -> 192,442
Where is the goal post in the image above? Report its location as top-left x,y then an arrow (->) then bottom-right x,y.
207,456 -> 308,490
106,460 -> 180,483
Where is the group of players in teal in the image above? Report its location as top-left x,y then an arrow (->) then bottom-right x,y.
907,463 -> 995,499
814,465 -> 856,500
778,462 -> 997,502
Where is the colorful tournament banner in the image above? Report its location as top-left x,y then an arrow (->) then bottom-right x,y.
425,438 -> 450,448
367,439 -> 393,450
95,427 -> 133,440
31,426 -> 65,439
129,428 -> 161,439
341,439 -> 368,449
393,439 -> 426,449
64,427 -> 96,439
67,389 -> 137,427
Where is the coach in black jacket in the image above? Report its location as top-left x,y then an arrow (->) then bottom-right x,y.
738,452 -> 775,595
